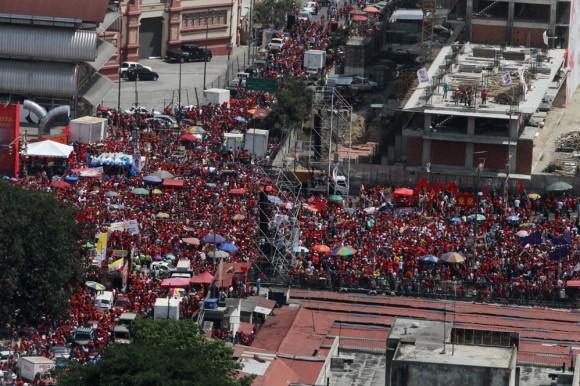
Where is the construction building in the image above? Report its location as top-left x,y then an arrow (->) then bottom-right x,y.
0,0 -> 118,119
401,42 -> 566,178
462,0 -> 571,48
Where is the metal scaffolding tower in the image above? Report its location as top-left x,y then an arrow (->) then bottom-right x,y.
421,0 -> 436,60
252,164 -> 302,284
308,87 -> 352,198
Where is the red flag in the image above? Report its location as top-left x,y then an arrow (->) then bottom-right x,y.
416,177 -> 429,191
517,181 -> 524,192
446,181 -> 459,195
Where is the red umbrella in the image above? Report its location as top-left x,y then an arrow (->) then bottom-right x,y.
179,133 -> 199,142
393,187 -> 414,197
313,244 -> 331,254
350,8 -> 364,14
190,271 -> 215,285
351,14 -> 369,22
229,188 -> 246,195
51,181 -> 71,189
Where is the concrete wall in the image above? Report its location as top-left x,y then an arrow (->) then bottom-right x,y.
473,143 -> 509,171
391,361 -> 512,386
516,139 -> 533,174
406,137 -> 422,166
347,163 -> 580,192
512,27 -> 545,47
472,24 -> 508,45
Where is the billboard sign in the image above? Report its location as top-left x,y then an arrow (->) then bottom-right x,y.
0,103 -> 20,177
567,0 -> 580,104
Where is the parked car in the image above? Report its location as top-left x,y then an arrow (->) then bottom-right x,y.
71,327 -> 97,346
124,105 -> 151,115
327,75 -> 378,91
49,346 -> 70,360
120,61 -> 152,77
267,38 -> 284,51
298,10 -> 312,21
125,67 -> 159,81
166,44 -> 212,62
302,6 -> 317,15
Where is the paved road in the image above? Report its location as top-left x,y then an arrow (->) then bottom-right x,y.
100,46 -> 253,112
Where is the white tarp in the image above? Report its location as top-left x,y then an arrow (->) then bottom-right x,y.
25,140 -> 73,158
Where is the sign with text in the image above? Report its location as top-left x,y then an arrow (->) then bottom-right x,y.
0,103 -> 20,176
246,78 -> 277,93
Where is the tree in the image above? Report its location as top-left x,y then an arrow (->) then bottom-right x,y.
253,0 -> 294,29
263,80 -> 313,136
0,182 -> 81,325
58,319 -> 254,386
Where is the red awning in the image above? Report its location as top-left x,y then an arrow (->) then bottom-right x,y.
163,179 -> 185,187
161,277 -> 190,288
566,280 -> 580,288
190,271 -> 215,285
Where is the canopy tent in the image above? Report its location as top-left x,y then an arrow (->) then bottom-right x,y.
190,271 -> 214,285
393,187 -> 414,197
161,277 -> 190,288
25,140 -> 74,158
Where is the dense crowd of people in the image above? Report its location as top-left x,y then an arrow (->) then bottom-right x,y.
1,9 -> 579,386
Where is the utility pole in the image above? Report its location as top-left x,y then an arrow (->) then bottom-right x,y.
203,9 -> 214,90
178,59 -> 182,108
248,0 -> 254,61
117,67 -> 122,115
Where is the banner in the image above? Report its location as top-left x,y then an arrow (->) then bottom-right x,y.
95,232 -> 108,262
0,103 -> 20,177
127,219 -> 140,235
457,193 -> 476,208
108,220 -> 140,235
416,68 -> 430,84
501,72 -> 512,88
517,68 -> 528,95
112,249 -> 128,258
566,0 -> 580,104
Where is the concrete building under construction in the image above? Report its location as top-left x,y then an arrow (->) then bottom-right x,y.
402,42 -> 566,179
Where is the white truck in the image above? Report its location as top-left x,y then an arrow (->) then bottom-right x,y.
94,291 -> 114,311
244,129 -> 269,158
303,50 -> 326,75
18,356 -> 55,381
154,297 -> 180,320
69,116 -> 107,144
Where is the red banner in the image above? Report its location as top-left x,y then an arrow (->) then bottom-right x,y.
457,192 -> 476,208
0,104 -> 20,177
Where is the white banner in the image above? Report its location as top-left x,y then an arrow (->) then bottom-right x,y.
501,72 -> 513,88
517,68 -> 528,95
417,68 -> 430,84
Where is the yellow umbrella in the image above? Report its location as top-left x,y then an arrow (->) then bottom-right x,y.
156,212 -> 170,219
527,193 -> 541,200
152,189 -> 163,195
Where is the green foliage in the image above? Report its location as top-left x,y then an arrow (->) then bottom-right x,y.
253,0 -> 294,28
58,319 -> 254,386
0,182 -> 81,324
264,80 -> 313,134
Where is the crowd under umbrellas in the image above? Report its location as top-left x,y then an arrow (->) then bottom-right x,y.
1,7 -> 579,386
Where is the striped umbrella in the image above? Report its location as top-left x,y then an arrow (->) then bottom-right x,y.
420,255 -> 439,263
85,281 -> 106,291
467,214 -> 486,222
332,246 -> 357,257
182,237 -> 200,246
440,252 -> 465,264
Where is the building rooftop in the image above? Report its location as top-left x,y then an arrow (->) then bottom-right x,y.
404,43 -> 566,116
395,342 -> 515,368
389,317 -> 452,344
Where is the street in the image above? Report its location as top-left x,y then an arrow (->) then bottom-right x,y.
100,46 -> 252,111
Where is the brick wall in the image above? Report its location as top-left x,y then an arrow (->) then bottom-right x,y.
474,143 -> 508,171
406,137 -> 423,166
431,140 -> 466,166
516,139 -> 533,174
512,27 -> 545,47
471,24 -> 507,45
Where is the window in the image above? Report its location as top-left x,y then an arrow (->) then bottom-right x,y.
182,10 -> 227,30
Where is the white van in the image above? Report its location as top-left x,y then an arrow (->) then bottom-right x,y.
94,291 -> 114,311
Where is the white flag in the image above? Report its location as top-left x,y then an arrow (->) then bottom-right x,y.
517,67 -> 528,94
543,30 -> 549,47
501,72 -> 512,88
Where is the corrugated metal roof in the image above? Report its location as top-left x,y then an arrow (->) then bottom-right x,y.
0,60 -> 77,97
0,24 -> 96,62
0,0 -> 109,23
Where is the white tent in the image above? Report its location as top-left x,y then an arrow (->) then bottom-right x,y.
24,140 -> 74,158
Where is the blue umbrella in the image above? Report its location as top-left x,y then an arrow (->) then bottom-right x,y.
420,255 -> 439,263
218,242 -> 239,253
234,116 -> 247,122
64,176 -> 79,183
143,175 -> 162,184
267,195 -> 283,205
202,234 -> 226,244
507,215 -> 520,222
165,253 -> 176,260
467,214 -> 486,222
450,217 -> 462,224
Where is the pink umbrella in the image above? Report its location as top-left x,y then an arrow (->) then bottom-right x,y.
351,14 -> 369,22
229,188 -> 246,195
363,5 -> 380,13
182,237 -> 200,246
